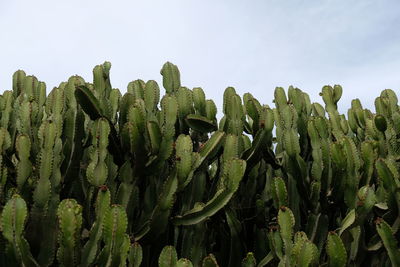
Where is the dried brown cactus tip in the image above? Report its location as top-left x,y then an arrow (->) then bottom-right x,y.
374,217 -> 383,225
99,185 -> 108,191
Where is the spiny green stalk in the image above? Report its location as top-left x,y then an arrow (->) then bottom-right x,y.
57,199 -> 82,267
1,195 -> 39,266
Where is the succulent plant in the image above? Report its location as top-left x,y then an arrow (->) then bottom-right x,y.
0,62 -> 399,266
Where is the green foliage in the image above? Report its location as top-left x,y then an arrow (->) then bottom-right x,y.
0,62 -> 399,266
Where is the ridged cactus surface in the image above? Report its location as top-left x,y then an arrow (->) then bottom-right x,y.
0,62 -> 400,266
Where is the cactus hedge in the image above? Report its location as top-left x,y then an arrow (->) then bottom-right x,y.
1,62 -> 400,266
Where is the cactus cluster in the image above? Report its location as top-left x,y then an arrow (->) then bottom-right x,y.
0,62 -> 400,266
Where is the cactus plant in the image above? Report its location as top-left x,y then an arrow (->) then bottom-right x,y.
0,62 -> 400,266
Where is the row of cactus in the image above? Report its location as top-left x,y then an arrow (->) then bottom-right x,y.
0,62 -> 400,266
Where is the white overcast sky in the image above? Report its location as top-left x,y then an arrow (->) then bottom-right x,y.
1,0 -> 399,113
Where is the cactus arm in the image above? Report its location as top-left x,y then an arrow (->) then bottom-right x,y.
222,134 -> 240,164
242,126 -> 272,173
135,170 -> 178,242
177,131 -> 224,191
175,134 -> 194,186
80,187 -> 111,267
146,120 -> 162,155
277,206 -> 294,259
86,118 -> 110,186
128,242 -> 143,267
326,232 -> 347,267
61,77 -> 86,184
109,89 -> 121,124
161,62 -> 181,94
342,137 -> 360,209
98,205 -> 129,267
0,91 -> 13,129
175,86 -> 193,132
271,177 -> 288,209
241,252 -> 256,267
338,209 -> 356,236
355,186 -> 377,224
12,69 -> 26,97
375,158 -> 400,212
75,85 -> 123,166
244,94 -> 261,133
57,199 -> 83,267
173,159 -> 246,226
46,88 -> 65,136
27,119 -> 61,267
146,95 -> 177,167
115,161 -> 136,210
177,258 -> 194,267
193,87 -> 207,116
195,131 -> 225,168
161,95 -> 178,127
348,226 -> 361,262
283,129 -> 301,158
33,198 -> 58,267
205,99 -> 217,122
93,62 -> 110,98
127,103 -> 146,135
158,245 -> 178,267
121,122 -> 142,157
91,63 -> 113,119
267,226 -> 284,260
119,93 -> 136,127
185,114 -> 217,133
127,79 -> 145,99
173,189 -> 226,224
75,85 -> 104,120
1,195 -> 39,267
360,141 -> 377,185
291,231 -> 318,267
144,80 -> 160,113
202,254 -> 219,267
32,121 -> 58,210
0,128 -> 11,199
61,107 -> 85,184
256,251 -> 273,267
376,218 -> 400,266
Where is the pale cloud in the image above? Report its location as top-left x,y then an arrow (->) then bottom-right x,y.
0,0 -> 399,114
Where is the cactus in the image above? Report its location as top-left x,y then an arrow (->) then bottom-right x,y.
161,62 -> 181,95
173,159 -> 246,225
75,85 -> 105,120
80,186 -> 111,267
2,62 -> 400,266
202,254 -> 219,267
86,118 -> 111,186
1,195 -> 39,266
97,205 -> 130,266
177,258 -> 194,267
376,218 -> 400,266
57,199 -> 83,266
241,252 -> 256,267
158,245 -> 178,267
0,128 -> 11,200
128,242 -> 143,267
292,233 -> 318,267
15,134 -> 32,190
326,232 -> 347,267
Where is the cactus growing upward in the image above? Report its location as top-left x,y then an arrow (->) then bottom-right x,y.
0,62 -> 400,266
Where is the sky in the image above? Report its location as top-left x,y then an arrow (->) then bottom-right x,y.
1,0 -> 400,114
